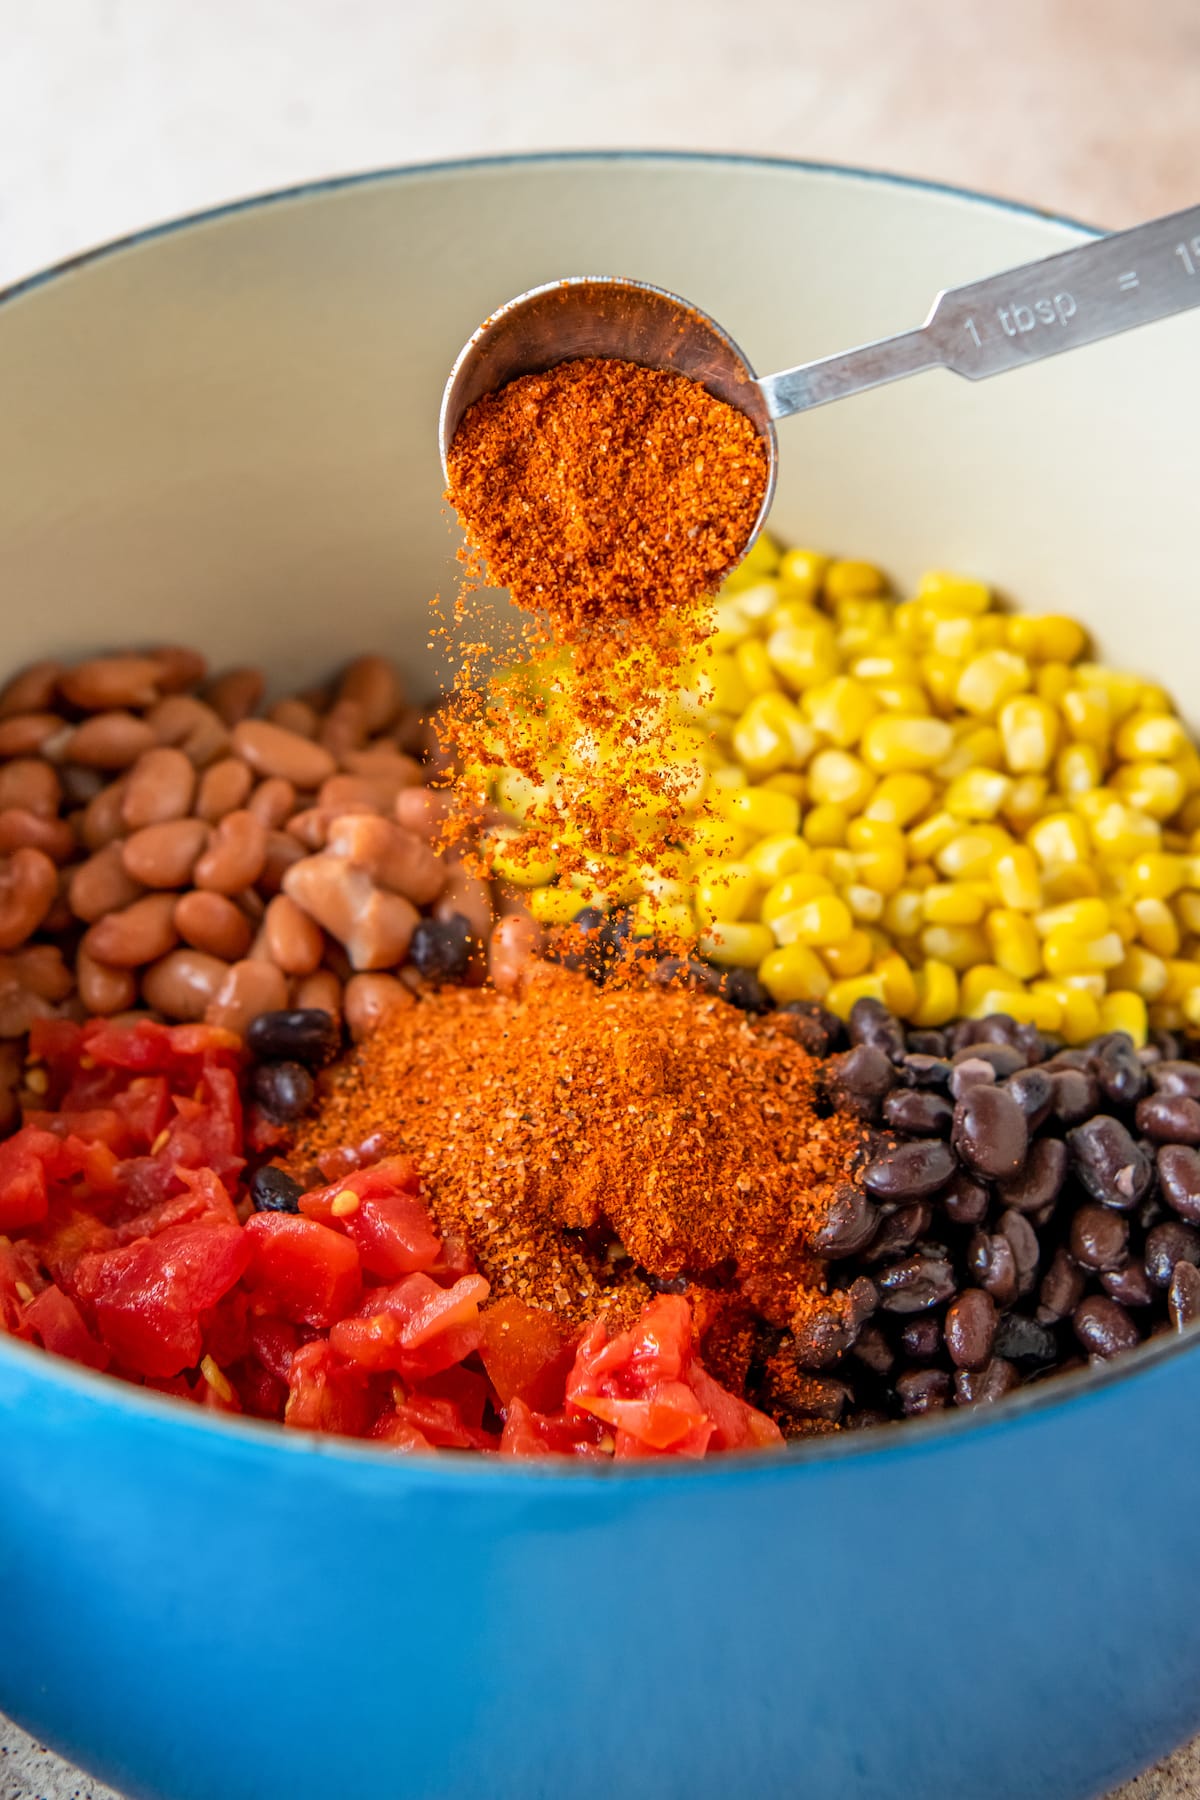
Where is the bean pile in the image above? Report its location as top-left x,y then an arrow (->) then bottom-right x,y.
0,647 -> 547,1132
755,995 -> 1200,1429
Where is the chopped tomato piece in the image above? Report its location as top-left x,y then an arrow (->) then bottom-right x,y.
299,1157 -> 441,1278
498,1397 -> 608,1458
19,1284 -> 110,1371
283,1340 -> 371,1437
74,1221 -> 250,1377
479,1295 -> 575,1409
243,1213 -> 362,1328
330,1272 -> 488,1376
0,1128 -> 64,1230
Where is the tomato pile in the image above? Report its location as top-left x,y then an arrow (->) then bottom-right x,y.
0,1018 -> 781,1458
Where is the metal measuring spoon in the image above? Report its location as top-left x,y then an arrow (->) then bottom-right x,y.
440,201 -> 1200,557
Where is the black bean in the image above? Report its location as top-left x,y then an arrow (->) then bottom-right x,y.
901,1053 -> 952,1089
992,1312 -> 1058,1369
1150,1030 -> 1182,1062
955,1014 -> 1024,1052
1156,1145 -> 1200,1223
791,1309 -> 852,1370
1144,1220 -> 1200,1288
954,1358 -> 1021,1404
1073,1295 -> 1141,1358
863,1139 -> 956,1200
949,1057 -> 997,1099
408,913 -> 475,982
1136,1094 -> 1200,1145
1100,1262 -> 1155,1308
851,1324 -> 895,1375
999,1208 -> 1040,1297
896,1368 -> 952,1414
252,1060 -> 315,1122
864,1201 -> 932,1264
1069,1203 -> 1130,1272
1093,1032 -> 1151,1106
1044,1049 -> 1094,1073
778,1002 -> 845,1056
1004,1066 -> 1055,1130
898,1315 -> 942,1361
998,1137 -> 1068,1214
952,1041 -> 1027,1079
1052,1068 -> 1100,1126
876,1252 -> 957,1313
967,1231 -> 1019,1306
1151,1060 -> 1200,1100
848,996 -> 907,1061
945,1287 -> 997,1370
1012,1023 -> 1051,1065
245,1007 -> 340,1069
827,1043 -> 895,1120
1037,1248 -> 1087,1323
907,1030 -> 949,1057
941,1172 -> 990,1226
811,1185 -> 880,1257
1168,1260 -> 1200,1330
718,968 -> 772,1012
953,1084 -> 1029,1180
844,1275 -> 880,1329
882,1088 -> 954,1137
250,1164 -> 303,1213
1067,1116 -> 1152,1210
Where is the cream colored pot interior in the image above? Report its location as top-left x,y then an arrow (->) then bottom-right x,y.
0,156 -> 1194,716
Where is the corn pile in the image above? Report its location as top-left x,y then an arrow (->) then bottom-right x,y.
491,536 -> 1200,1046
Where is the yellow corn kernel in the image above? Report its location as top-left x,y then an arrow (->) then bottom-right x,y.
998,696 -> 1059,773
758,942 -> 832,1003
719,785 -> 802,839
1078,663 -> 1147,720
1056,743 -> 1103,799
825,974 -> 889,1019
986,909 -> 1042,980
1172,746 -> 1200,796
860,715 -> 954,773
765,622 -> 839,693
845,884 -> 885,923
944,767 -> 1012,821
1005,614 -> 1088,663
1061,686 -> 1112,747
1036,662 -> 1075,707
869,681 -> 932,716
1112,946 -> 1168,1001
727,578 -> 781,620
708,764 -> 749,792
911,959 -> 960,1026
835,602 -> 893,656
1176,892 -> 1200,935
685,817 -> 750,862
961,964 -> 1024,1014
632,895 -> 696,939
778,546 -> 829,599
768,598 -> 823,634
930,615 -> 979,659
1042,929 -> 1126,975
695,921 -> 774,966
733,637 -> 779,697
1112,762 -> 1186,822
694,861 -> 761,927
483,827 -> 559,887
920,924 -> 990,971
1041,864 -> 1102,905
845,819 -> 907,894
922,883 -> 987,926
1085,798 -> 1162,859
956,651 -> 1031,717
863,773 -> 934,827
744,834 -> 810,882
875,951 -> 919,1015
1027,811 -> 1091,867
1034,896 -> 1112,938
821,930 -> 874,978
703,653 -> 753,716
935,828 -> 1010,881
1115,711 -> 1188,762
528,886 -> 591,926
803,803 -> 849,848
1134,897 -> 1181,957
885,889 -> 925,939
850,650 -> 920,684
1031,982 -> 1102,1045
937,727 -> 1004,782
1183,988 -> 1200,1032
1162,960 -> 1200,1004
1137,682 -> 1173,715
738,531 -> 781,577
825,559 -> 887,602
1098,989 -> 1149,1047
907,811 -> 958,862
906,862 -> 938,890
807,749 -> 876,812
921,655 -> 964,711
761,871 -> 834,925
916,571 -> 991,615
772,893 -> 854,948
730,693 -> 817,776
709,597 -> 754,651
801,676 -> 879,748
990,846 -> 1043,912
1152,1002 -> 1186,1033
761,773 -> 808,802
983,988 -> 1065,1032
1110,904 -> 1139,946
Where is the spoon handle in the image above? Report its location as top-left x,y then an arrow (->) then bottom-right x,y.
760,201 -> 1200,419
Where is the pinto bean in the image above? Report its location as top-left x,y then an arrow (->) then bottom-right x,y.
82,893 -> 179,967
147,695 -> 231,766
344,972 -> 414,1042
149,647 -> 208,693
174,890 -> 253,961
317,774 -> 395,814
195,757 -> 254,824
325,813 -> 446,907
76,948 -> 138,1015
193,810 -> 267,894
120,746 -> 196,829
232,719 -> 336,788
338,656 -> 404,734
204,959 -> 289,1036
489,913 -> 544,996
0,758 -> 61,820
205,668 -> 265,727
0,661 -> 62,717
121,819 -> 210,888
268,698 -> 319,738
66,712 -> 158,771
69,843 -> 144,922
282,853 -> 418,971
293,968 -> 343,1019
247,778 -> 297,830
259,830 -> 306,895
59,654 -> 162,711
0,713 -> 68,757
317,699 -> 367,762
142,949 -> 230,1021
0,809 -> 75,862
394,786 -> 451,841
434,865 -> 494,942
263,894 -> 325,975
0,848 -> 59,950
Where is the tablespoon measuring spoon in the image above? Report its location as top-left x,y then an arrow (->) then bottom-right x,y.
440,201 -> 1200,554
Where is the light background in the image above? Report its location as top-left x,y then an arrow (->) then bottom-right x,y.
1,1 -> 1198,1795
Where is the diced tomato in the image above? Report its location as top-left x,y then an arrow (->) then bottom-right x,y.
74,1221 -> 250,1377
201,1287 -> 251,1367
690,1365 -> 784,1450
373,1393 -> 482,1451
420,1363 -> 492,1432
0,1238 -> 43,1332
236,1358 -> 288,1421
249,1316 -> 301,1382
299,1157 -> 441,1279
18,1284 -> 110,1371
112,1077 -> 172,1148
243,1213 -> 362,1328
330,1272 -> 488,1377
283,1340 -> 372,1437
478,1295 -> 575,1409
498,1397 -> 608,1458
0,1127 -> 65,1230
